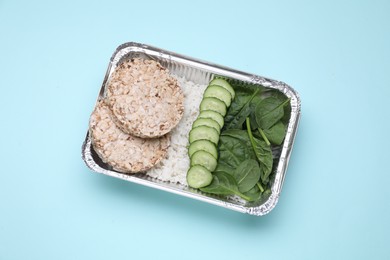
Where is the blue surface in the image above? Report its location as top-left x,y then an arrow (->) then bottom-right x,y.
1,1 -> 389,259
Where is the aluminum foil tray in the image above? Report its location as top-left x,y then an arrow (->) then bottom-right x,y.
81,42 -> 301,216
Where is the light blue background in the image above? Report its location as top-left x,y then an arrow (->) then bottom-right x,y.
1,0 -> 389,259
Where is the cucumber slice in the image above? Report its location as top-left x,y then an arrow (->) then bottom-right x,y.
192,118 -> 221,134
190,150 -> 218,172
209,78 -> 235,99
187,165 -> 213,188
198,110 -> 224,128
189,125 -> 220,145
188,140 -> 218,159
203,85 -> 232,107
200,97 -> 227,116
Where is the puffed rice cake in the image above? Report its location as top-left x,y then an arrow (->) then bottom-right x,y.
105,58 -> 184,138
89,100 -> 170,173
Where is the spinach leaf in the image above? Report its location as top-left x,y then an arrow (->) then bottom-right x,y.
200,172 -> 251,201
261,121 -> 286,145
246,118 -> 273,184
224,89 -> 260,130
200,172 -> 237,195
233,159 -> 261,193
248,95 -> 263,130
265,90 -> 291,125
221,129 -> 255,155
242,183 -> 262,202
218,134 -> 254,168
221,129 -> 250,141
214,162 -> 234,175
241,182 -> 274,202
255,97 -> 290,130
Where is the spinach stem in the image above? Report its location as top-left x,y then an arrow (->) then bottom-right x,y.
256,182 -> 265,193
246,117 -> 254,141
258,128 -> 271,146
236,191 -> 251,201
225,89 -> 259,129
246,117 -> 262,164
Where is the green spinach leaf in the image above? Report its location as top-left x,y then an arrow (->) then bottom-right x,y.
224,89 -> 260,130
200,172 -> 251,201
218,134 -> 254,168
246,118 -> 273,184
241,182 -> 274,202
266,90 -> 291,125
221,129 -> 251,141
261,121 -> 286,145
255,97 -> 290,129
242,183 -> 262,202
248,95 -> 263,129
221,129 -> 255,154
214,162 -> 234,175
200,172 -> 237,195
233,159 -> 261,193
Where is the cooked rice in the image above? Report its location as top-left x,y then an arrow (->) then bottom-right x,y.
146,76 -> 207,185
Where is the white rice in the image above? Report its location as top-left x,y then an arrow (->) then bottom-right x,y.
146,76 -> 207,185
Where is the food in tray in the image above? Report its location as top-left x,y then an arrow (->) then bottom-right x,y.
105,58 -> 184,138
89,56 -> 291,203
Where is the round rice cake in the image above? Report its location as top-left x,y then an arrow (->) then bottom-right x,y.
105,58 -> 184,138
89,100 -> 170,173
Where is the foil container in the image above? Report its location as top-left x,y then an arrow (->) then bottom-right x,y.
81,42 -> 301,216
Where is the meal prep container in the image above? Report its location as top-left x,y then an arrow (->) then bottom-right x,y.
81,42 -> 301,216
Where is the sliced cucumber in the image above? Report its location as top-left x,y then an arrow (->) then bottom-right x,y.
209,78 -> 235,99
189,125 -> 219,145
200,97 -> 227,116
192,118 -> 221,134
186,78 -> 237,189
188,140 -> 218,159
203,85 -> 232,107
190,150 -> 218,172
198,110 -> 224,129
187,165 -> 213,188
